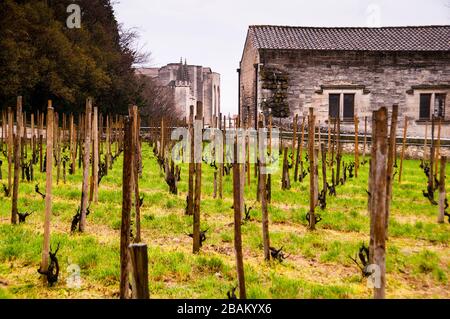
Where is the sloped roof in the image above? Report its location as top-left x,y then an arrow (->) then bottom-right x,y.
248,25 -> 450,51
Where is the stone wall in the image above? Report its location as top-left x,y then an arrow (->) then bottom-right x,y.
340,142 -> 450,160
239,32 -> 260,127
240,47 -> 450,137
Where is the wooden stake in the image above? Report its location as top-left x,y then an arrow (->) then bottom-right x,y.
258,116 -> 270,261
267,115 -> 272,203
296,117 -> 305,182
92,107 -> 99,203
120,117 -> 133,299
39,112 -> 44,173
129,243 -> 150,299
192,102 -> 203,253
308,108 -> 316,230
363,116 -> 367,164
233,131 -> 246,299
429,116 -> 435,191
386,105 -> 398,239
79,99 -> 92,232
354,116 -> 359,178
187,105 -> 195,216
369,107 -> 388,299
435,118 -> 441,176
438,156 -> 447,223
292,114 -> 298,158
7,107 -> 13,196
398,116 -> 408,183
131,106 -> 141,242
321,143 -> 327,203
336,117 -> 341,184
424,122 -> 428,161
11,97 -> 22,224
39,101 -> 54,283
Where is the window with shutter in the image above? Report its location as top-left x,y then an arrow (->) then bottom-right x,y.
329,94 -> 340,119
343,94 -> 355,119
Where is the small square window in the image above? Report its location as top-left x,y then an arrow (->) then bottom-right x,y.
343,94 -> 355,119
329,94 -> 340,119
419,94 -> 431,120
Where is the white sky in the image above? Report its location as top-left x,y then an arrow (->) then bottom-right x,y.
112,0 -> 450,116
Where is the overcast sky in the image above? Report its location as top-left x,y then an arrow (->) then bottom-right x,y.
112,0 -> 450,116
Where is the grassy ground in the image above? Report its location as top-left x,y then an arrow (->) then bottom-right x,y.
0,143 -> 448,299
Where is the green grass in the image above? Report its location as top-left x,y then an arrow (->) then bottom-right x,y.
0,142 -> 448,299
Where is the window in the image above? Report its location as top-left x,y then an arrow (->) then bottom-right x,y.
435,94 -> 446,118
328,93 -> 355,120
419,94 -> 431,120
343,94 -> 355,119
419,93 -> 446,120
329,94 -> 340,119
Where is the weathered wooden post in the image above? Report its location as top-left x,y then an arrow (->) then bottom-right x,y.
336,117 -> 341,184
11,97 -> 22,224
429,116 -> 435,189
105,115 -> 110,174
186,105 -> 195,216
79,99 -> 92,232
331,117 -> 337,169
92,107 -> 99,203
160,118 -> 165,158
7,107 -> 13,196
424,122 -> 428,161
129,243 -> 150,299
39,101 -> 54,284
267,115 -> 272,202
193,102 -> 203,253
294,117 -> 304,182
30,113 -> 35,166
120,116 -> 133,299
218,113 -> 223,199
233,129 -> 246,299
369,107 -> 388,299
327,117 -> 331,161
438,156 -> 447,223
245,121 -> 251,187
363,116 -> 368,164
321,143 -> 327,205
398,116 -> 408,183
258,115 -> 270,261
385,105 -> 398,238
292,114 -> 298,181
54,113 -> 60,185
39,112 -> 44,173
435,118 -> 442,177
354,116 -> 359,178
69,114 -> 74,175
131,106 -> 141,242
308,108 -> 316,231
281,146 -> 291,190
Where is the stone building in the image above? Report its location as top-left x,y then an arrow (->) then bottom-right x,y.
137,59 -> 221,126
239,25 -> 450,137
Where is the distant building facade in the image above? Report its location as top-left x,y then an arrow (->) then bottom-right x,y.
239,25 -> 450,137
136,60 -> 221,127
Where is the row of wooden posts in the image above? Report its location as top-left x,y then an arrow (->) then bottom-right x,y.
1,97 -> 446,299
151,102 -> 447,300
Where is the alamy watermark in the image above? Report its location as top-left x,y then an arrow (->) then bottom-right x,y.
170,122 -> 281,174
365,264 -> 381,289
66,4 -> 81,29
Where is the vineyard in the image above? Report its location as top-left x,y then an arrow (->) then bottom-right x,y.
0,99 -> 449,299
